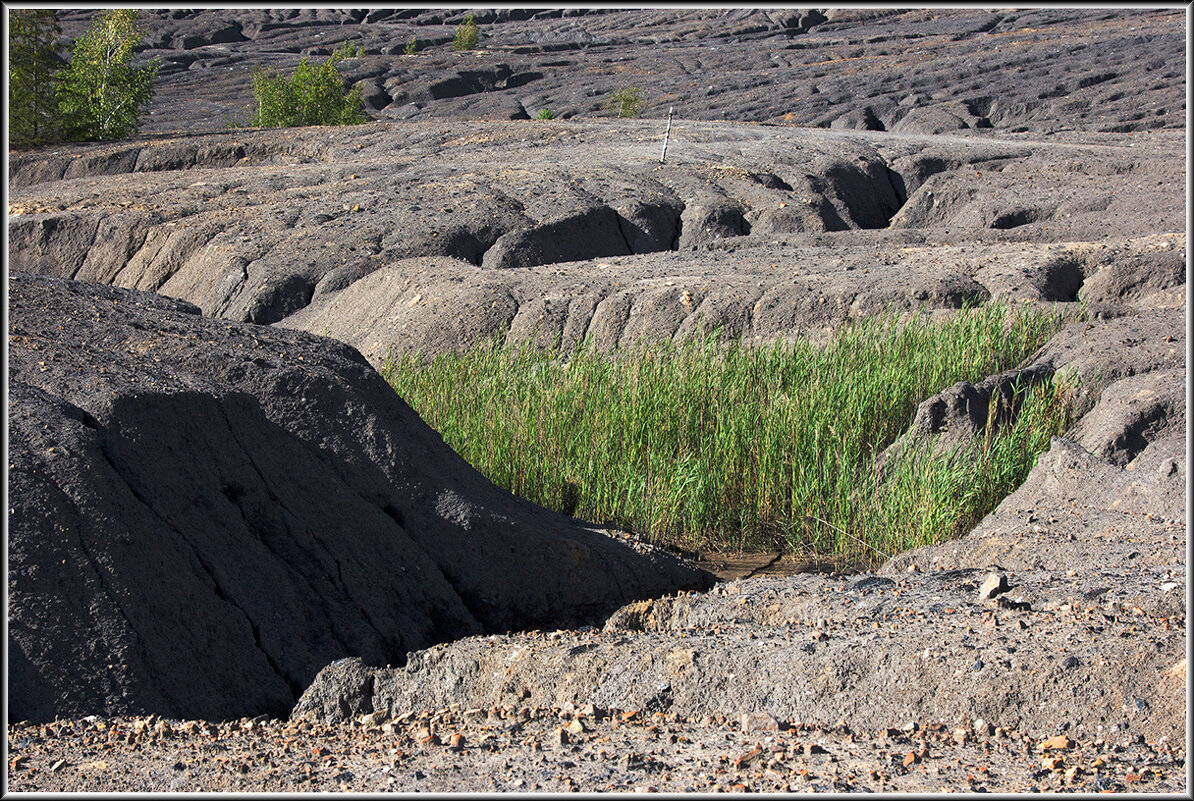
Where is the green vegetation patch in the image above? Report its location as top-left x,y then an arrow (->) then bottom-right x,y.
248,41 -> 367,128
610,86 -> 644,118
385,303 -> 1075,564
453,13 -> 480,51
9,8 -> 158,146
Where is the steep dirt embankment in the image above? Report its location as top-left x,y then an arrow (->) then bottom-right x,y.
8,120 -> 1185,361
7,273 -> 712,723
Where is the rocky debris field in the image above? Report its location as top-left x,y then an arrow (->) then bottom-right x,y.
9,10 -> 1186,365
6,6 -> 1188,795
5,702 -> 1187,793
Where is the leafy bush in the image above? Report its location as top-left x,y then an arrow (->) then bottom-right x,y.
404,35 -> 418,56
453,13 -> 479,51
610,86 -> 644,118
8,9 -> 64,147
249,41 -> 367,128
536,108 -> 556,120
55,9 -> 159,142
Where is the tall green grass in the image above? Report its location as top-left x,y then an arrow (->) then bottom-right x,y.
384,303 -> 1076,564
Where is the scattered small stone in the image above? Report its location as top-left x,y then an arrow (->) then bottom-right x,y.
619,753 -> 646,771
359,711 -> 386,728
1039,735 -> 1074,751
739,712 -> 779,734
734,747 -> 764,769
978,572 -> 1011,601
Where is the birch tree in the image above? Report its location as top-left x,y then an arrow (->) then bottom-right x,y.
56,9 -> 159,141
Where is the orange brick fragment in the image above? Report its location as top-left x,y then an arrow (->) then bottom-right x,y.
1039,734 -> 1075,751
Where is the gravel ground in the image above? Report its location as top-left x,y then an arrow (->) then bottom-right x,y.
6,705 -> 1187,793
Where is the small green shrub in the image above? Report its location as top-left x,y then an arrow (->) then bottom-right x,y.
452,13 -> 479,51
610,86 -> 644,118
404,35 -> 418,56
249,41 -> 367,128
536,108 -> 555,120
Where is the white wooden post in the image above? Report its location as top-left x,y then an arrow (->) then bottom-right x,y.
660,107 -> 674,164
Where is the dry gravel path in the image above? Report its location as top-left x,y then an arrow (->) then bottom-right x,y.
7,705 -> 1187,793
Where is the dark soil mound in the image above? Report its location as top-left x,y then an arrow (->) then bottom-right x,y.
7,273 -> 711,723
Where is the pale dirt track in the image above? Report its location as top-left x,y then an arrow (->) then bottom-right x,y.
6,705 -> 1187,793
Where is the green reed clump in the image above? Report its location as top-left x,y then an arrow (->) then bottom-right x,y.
384,302 -> 1073,562
852,370 -> 1080,562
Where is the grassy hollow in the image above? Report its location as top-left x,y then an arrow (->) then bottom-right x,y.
384,303 -> 1079,566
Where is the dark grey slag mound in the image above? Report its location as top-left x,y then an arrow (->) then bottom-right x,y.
45,8 -> 1185,137
7,273 -> 712,723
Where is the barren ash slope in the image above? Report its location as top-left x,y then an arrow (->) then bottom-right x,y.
5,6 -> 1189,793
